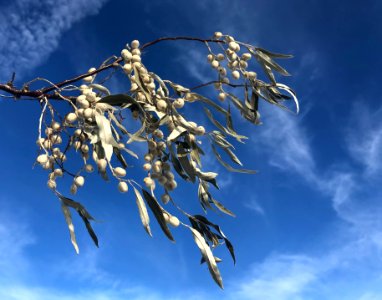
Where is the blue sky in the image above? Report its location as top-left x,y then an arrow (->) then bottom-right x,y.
0,0 -> 381,299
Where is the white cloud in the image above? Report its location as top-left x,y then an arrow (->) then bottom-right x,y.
230,255 -> 319,300
243,197 -> 265,216
346,103 -> 382,177
0,0 -> 109,81
256,108 -> 317,183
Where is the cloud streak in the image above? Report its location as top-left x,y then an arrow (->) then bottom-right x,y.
0,0 -> 108,81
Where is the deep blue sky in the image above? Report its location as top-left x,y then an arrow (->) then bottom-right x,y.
0,0 -> 381,299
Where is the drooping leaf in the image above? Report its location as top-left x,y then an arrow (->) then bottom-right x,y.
89,83 -> 111,95
58,194 -> 98,247
141,189 -> 175,242
256,50 -> 291,76
133,187 -> 152,236
60,203 -> 79,254
169,144 -> 190,181
177,143 -> 196,182
167,126 -> 187,142
212,198 -> 236,217
188,226 -> 223,289
276,83 -> 299,114
193,215 -> 236,264
211,144 -> 257,174
126,120 -> 147,144
254,47 -> 293,59
99,94 -> 136,106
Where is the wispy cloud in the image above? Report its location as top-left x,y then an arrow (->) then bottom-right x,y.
345,102 -> 382,177
243,197 -> 265,216
0,0 -> 109,81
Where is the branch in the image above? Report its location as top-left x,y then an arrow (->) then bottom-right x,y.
0,36 -> 226,101
140,36 -> 224,50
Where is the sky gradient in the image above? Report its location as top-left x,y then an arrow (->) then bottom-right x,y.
0,0 -> 382,299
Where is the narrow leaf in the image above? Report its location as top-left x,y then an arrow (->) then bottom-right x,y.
189,226 -> 223,289
61,203 -> 79,254
141,189 -> 175,242
212,198 -> 236,217
133,187 -> 152,236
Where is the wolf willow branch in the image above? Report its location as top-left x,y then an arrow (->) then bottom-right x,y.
2,31 -> 298,289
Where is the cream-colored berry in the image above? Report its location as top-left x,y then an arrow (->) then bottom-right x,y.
121,49 -> 132,61
161,194 -> 170,204
173,98 -> 185,109
158,176 -> 168,185
214,32 -> 223,39
143,177 -> 154,188
43,139 -> 52,149
144,154 -> 153,162
247,71 -> 257,79
207,54 -> 214,62
114,167 -> 126,177
195,126 -> 206,135
97,159 -> 107,171
232,70 -> 240,80
54,168 -> 63,177
211,60 -> 219,68
169,216 -> 180,227
123,63 -> 132,73
240,60 -> 248,69
165,180 -> 177,191
219,67 -> 227,76
131,55 -> 141,63
152,164 -> 161,173
216,53 -> 225,61
47,179 -> 56,190
131,40 -> 140,49
156,100 -> 167,111
118,181 -> 128,193
241,53 -> 252,61
228,41 -> 240,52
66,112 -> 77,123
85,164 -> 94,173
143,163 -> 152,171
84,108 -> 94,119
83,76 -> 93,83
132,48 -> 141,56
130,83 -> 138,92
81,144 -> 89,153
153,129 -> 164,139
50,134 -> 62,145
37,154 -> 49,164
52,122 -> 61,131
218,92 -> 227,101
74,176 -> 85,187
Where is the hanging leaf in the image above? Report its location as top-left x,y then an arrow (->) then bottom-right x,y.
212,198 -> 236,217
167,126 -> 187,142
141,189 -> 175,242
133,187 -> 152,236
99,94 -> 136,106
254,47 -> 293,58
60,203 -> 79,254
211,144 -> 257,174
188,226 -> 223,289
276,83 -> 299,114
57,194 -> 98,247
177,143 -> 196,182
